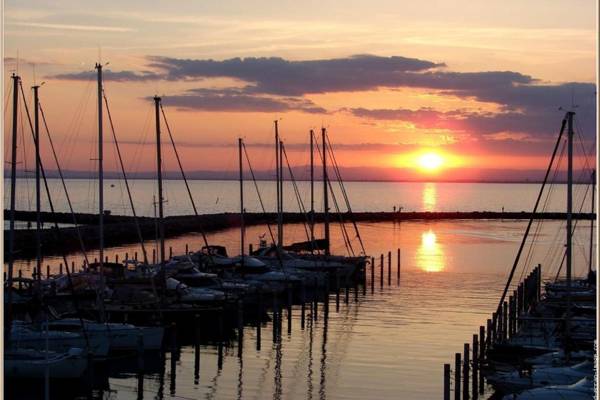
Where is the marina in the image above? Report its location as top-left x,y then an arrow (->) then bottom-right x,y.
3,1 -> 597,398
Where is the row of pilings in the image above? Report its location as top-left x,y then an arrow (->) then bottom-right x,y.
443,265 -> 542,400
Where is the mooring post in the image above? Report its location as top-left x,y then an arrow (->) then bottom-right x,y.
324,272 -> 330,316
444,363 -> 451,400
335,272 -> 340,311
313,277 -> 319,321
379,254 -> 384,288
18,270 -> 22,290
370,258 -> 375,293
287,284 -> 292,335
536,264 -> 541,303
257,290 -> 262,351
72,261 -> 76,273
115,254 -> 119,263
185,244 -> 189,254
273,292 -> 278,343
301,281 -> 306,329
125,252 -> 128,260
463,343 -> 470,400
454,353 -> 461,400
236,300 -> 243,356
249,243 -> 253,254
387,250 -> 391,285
217,313 -> 224,369
502,301 -> 508,342
194,314 -> 201,381
152,249 -> 156,264
134,251 -> 138,261
472,335 -> 478,399
105,256 -> 108,263
491,313 -> 497,344
479,326 -> 485,394
344,276 -> 350,305
362,266 -> 367,296
46,265 -> 50,279
137,329 -> 145,371
397,248 -> 401,284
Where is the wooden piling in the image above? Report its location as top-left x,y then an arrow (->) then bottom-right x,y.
370,258 -> 375,293
134,251 -> 138,261
249,243 -> 253,254
72,261 -> 75,273
137,330 -> 145,371
287,284 -> 292,335
313,277 -> 319,320
536,264 -> 541,303
152,249 -> 156,263
185,244 -> 188,254
397,248 -> 401,283
18,270 -> 22,290
115,254 -> 119,263
125,252 -> 128,260
502,301 -> 508,342
463,343 -> 470,400
478,326 -> 485,394
324,273 -> 330,317
336,272 -> 341,311
59,263 -> 63,275
387,250 -> 391,285
444,364 -> 451,400
256,290 -> 262,351
169,246 -> 172,258
454,353 -> 461,400
344,276 -> 350,305
46,265 -> 50,279
301,281 -> 306,329
380,254 -> 384,287
472,335 -> 478,399
194,314 -> 201,381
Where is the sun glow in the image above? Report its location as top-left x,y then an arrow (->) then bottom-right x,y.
416,229 -> 445,272
417,152 -> 444,172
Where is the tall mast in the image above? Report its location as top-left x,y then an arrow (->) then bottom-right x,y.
33,84 -> 42,282
322,127 -> 330,255
275,120 -> 282,249
239,138 -> 245,262
95,63 -> 104,269
589,169 -> 595,277
565,111 -> 574,352
279,139 -> 284,248
310,129 -> 315,245
154,96 -> 166,266
6,73 -> 20,343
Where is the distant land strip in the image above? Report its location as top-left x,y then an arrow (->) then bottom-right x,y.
4,210 -> 595,260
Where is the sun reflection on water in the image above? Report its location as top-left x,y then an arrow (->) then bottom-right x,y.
422,182 -> 437,212
416,229 -> 445,272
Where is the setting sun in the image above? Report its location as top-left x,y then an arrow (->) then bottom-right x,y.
417,152 -> 444,172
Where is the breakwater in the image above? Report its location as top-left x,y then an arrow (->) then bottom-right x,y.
5,210 -> 595,260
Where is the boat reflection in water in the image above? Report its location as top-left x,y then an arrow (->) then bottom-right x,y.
416,229 -> 445,272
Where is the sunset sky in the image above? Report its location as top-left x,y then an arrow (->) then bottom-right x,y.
3,0 -> 597,181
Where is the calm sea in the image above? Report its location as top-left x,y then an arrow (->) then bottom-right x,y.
3,178 -> 593,217
6,180 -> 595,399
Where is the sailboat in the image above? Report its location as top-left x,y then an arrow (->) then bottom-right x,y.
4,73 -> 90,381
485,111 -> 596,395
